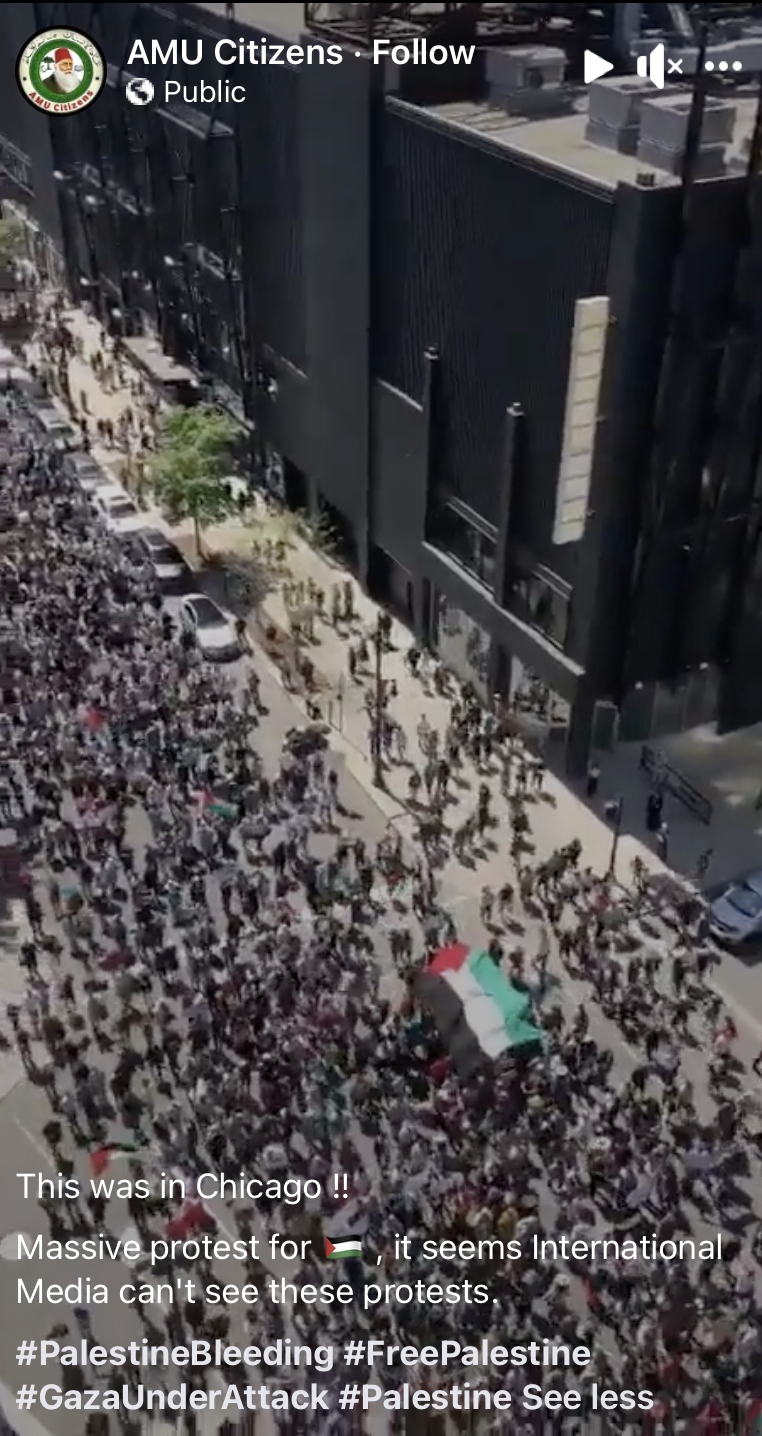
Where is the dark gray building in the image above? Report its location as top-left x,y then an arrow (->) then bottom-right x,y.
3,1 -> 762,773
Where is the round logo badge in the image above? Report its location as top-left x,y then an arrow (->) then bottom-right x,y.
16,28 -> 106,116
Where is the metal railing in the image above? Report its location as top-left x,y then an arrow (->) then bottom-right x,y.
639,743 -> 713,825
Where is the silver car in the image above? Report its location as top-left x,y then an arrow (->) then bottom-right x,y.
135,529 -> 189,587
709,871 -> 762,946
92,484 -> 146,537
179,594 -> 240,661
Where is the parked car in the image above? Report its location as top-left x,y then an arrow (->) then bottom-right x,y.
67,453 -> 109,495
35,405 -> 78,443
179,594 -> 240,661
134,529 -> 189,587
91,484 -> 146,537
709,871 -> 762,947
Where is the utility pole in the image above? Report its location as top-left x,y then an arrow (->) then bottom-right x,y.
605,796 -> 625,879
372,614 -> 385,789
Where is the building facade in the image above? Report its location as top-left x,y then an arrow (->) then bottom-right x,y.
3,1 -> 762,773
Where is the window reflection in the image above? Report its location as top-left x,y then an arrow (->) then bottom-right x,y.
507,566 -> 570,650
433,591 -> 491,695
429,502 -> 497,591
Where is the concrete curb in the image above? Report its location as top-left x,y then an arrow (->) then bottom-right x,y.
173,534 -> 411,824
0,1384 -> 55,1436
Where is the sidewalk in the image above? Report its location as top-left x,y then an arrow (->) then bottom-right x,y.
0,1385 -> 56,1436
29,304 -> 146,488
31,315 -> 720,884
0,902 -> 31,1102
38,303 -> 762,1037
194,514 -> 650,879
28,309 -> 712,893
184,525 -> 762,1043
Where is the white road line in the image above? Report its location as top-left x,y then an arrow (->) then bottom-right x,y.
441,894 -> 477,913
13,1118 -> 54,1171
0,1380 -> 56,1436
0,1057 -> 24,1103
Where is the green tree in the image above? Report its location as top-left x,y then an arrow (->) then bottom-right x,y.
0,216 -> 25,272
150,404 -> 240,552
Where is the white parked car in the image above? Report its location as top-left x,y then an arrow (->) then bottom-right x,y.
36,406 -> 78,443
710,871 -> 762,947
91,484 -> 146,536
179,594 -> 240,661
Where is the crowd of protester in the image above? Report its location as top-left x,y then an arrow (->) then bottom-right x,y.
0,310 -> 761,1436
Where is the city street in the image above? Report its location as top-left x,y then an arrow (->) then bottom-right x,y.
2,619 -> 762,1436
38,301 -> 762,1045
5,301 -> 762,1436
7,4 -> 762,1425
0,647 -> 397,1436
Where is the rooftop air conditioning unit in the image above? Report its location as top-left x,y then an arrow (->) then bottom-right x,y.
486,46 -> 571,116
585,76 -> 650,156
322,2 -> 364,17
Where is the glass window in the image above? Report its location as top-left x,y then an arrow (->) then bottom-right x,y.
507,566 -> 570,650
429,503 -> 496,591
433,593 -> 491,696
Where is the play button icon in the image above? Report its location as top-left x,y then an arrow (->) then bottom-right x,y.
584,50 -> 615,83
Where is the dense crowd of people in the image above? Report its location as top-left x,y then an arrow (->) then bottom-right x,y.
1,317 -> 762,1436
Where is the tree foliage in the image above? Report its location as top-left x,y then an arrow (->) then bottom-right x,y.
150,404 -> 241,546
0,217 -> 25,272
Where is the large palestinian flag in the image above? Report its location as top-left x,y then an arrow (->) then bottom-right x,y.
417,944 -> 543,1077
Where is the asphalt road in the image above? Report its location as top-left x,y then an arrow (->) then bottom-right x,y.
0,638 -> 403,1436
2,616 -> 762,1436
0,604 -> 507,1435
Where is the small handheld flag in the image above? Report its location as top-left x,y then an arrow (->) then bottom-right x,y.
325,1236 -> 362,1260
89,1142 -> 140,1178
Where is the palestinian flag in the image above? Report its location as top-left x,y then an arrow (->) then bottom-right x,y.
90,1142 -> 141,1178
166,1199 -> 212,1240
197,789 -> 236,820
325,1237 -> 362,1260
416,944 -> 543,1078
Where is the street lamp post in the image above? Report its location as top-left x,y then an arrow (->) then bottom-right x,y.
605,796 -> 625,879
371,615 -> 385,789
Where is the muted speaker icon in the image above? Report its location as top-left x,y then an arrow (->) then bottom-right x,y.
637,43 -> 665,88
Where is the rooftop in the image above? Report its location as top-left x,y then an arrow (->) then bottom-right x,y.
193,2 -> 306,43
423,85 -> 760,191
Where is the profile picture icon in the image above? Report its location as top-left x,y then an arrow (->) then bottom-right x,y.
16,27 -> 106,114
45,47 -> 79,95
